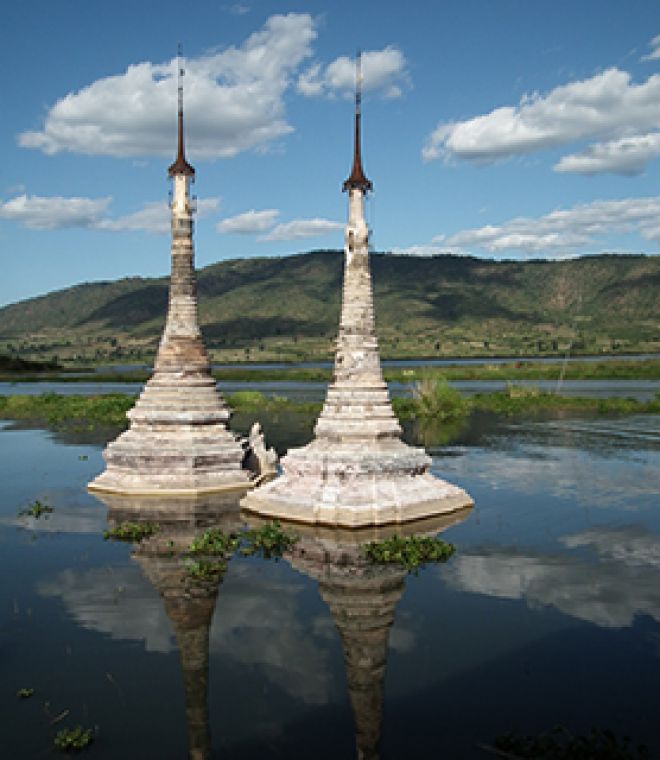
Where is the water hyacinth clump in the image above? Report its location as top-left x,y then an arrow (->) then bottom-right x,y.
240,521 -> 299,559
103,522 -> 158,543
363,534 -> 456,572
188,528 -> 240,557
53,725 -> 94,752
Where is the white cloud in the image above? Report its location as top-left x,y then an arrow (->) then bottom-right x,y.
641,34 -> 660,62
0,193 -> 111,230
19,13 -> 316,159
260,217 -> 343,241
217,208 -> 279,234
423,68 -> 660,175
297,47 -> 408,99
0,193 -> 219,234
99,197 -> 219,234
440,195 -> 660,255
555,132 -> 660,175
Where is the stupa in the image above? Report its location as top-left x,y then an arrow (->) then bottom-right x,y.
241,56 -> 472,526
89,55 -> 254,496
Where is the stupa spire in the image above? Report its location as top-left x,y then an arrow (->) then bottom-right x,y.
168,44 -> 195,179
343,51 -> 372,194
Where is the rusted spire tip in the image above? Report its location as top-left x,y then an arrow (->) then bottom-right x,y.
343,51 -> 372,193
168,44 -> 195,178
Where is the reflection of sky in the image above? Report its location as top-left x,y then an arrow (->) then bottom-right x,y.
36,557 -> 344,706
435,416 -> 660,510
441,525 -> 660,628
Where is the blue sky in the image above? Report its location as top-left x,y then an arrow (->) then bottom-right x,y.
1,0 -> 659,306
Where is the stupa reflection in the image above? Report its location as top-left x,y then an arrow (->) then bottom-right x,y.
96,492 -> 243,760
250,508 -> 472,759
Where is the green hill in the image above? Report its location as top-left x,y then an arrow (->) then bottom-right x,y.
1,251 -> 658,362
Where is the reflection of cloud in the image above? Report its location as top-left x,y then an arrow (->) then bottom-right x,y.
36,558 -> 340,705
37,566 -> 172,652
441,526 -> 660,628
210,563 -> 338,705
444,418 -> 660,509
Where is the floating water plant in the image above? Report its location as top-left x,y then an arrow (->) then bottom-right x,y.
240,521 -> 299,559
16,687 -> 34,698
103,522 -> 157,542
185,558 -> 227,583
188,528 -> 239,557
363,534 -> 455,572
487,726 -> 649,759
19,500 -> 54,519
53,725 -> 94,752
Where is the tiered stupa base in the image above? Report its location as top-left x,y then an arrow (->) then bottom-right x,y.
89,369 -> 253,496
241,430 -> 472,528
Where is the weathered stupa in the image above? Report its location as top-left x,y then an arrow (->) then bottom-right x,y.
242,56 -> 472,526
89,58 -> 253,496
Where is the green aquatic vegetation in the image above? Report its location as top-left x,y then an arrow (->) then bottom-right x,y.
185,558 -> 227,583
53,725 -> 94,752
188,528 -> 240,556
19,500 -> 54,519
410,373 -> 471,421
0,392 -> 134,431
240,521 -> 299,559
489,726 -> 649,759
363,534 -> 456,572
16,687 -> 34,698
103,522 -> 158,542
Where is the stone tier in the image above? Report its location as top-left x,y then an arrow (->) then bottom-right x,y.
89,373 -> 252,495
241,437 -> 472,527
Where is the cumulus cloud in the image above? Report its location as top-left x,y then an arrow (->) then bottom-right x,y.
0,193 -> 111,230
641,34 -> 660,62
297,47 -> 408,99
217,208 -> 279,234
555,132 -> 660,175
19,13 -> 316,159
441,526 -> 660,628
0,193 -> 219,234
423,68 -> 660,175
440,195 -> 660,256
99,197 -> 219,234
260,217 -> 343,241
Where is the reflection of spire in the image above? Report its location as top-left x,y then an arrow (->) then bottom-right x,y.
100,493 -> 243,760
278,511 -> 471,759
343,52 -> 372,194
285,533 -> 405,760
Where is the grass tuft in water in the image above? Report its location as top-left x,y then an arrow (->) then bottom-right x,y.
19,500 -> 54,519
103,522 -> 158,542
240,521 -> 299,559
16,687 -> 35,699
363,534 -> 456,572
53,725 -> 94,752
489,725 -> 649,759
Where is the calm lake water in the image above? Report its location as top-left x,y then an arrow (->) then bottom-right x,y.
2,378 -> 660,402
2,411 -> 660,758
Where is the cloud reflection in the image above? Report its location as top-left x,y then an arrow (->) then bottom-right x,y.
441,525 -> 660,628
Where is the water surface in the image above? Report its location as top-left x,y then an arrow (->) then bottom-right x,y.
1,413 -> 659,758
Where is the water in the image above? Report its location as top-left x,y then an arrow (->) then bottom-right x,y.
1,413 -> 660,758
2,378 -> 659,403
89,353 -> 660,373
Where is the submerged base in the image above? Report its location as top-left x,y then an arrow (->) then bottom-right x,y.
240,438 -> 473,528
